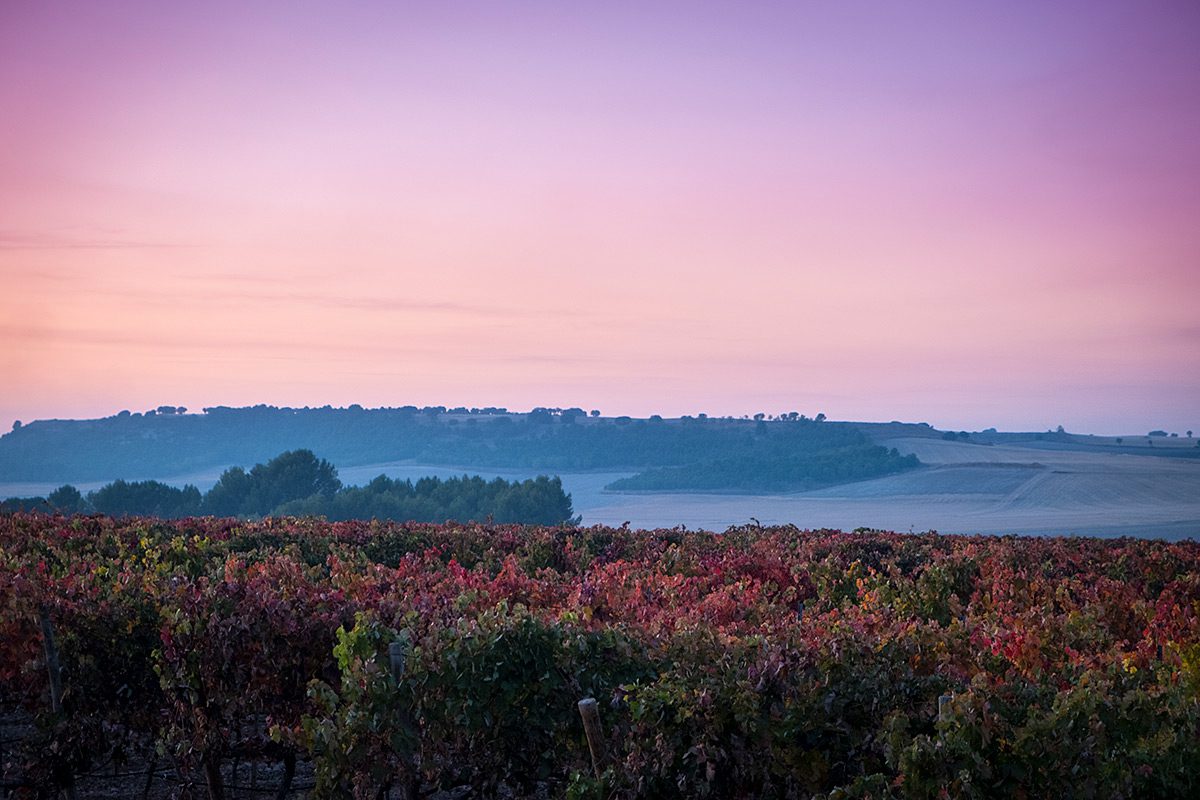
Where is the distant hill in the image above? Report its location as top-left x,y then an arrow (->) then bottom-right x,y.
4,406 -> 1194,496
852,421 -> 1200,459
0,405 -> 921,493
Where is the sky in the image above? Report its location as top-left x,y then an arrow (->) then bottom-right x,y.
2,0 -> 1198,435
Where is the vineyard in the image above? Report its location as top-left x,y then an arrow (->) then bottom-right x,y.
1,514 -> 1198,799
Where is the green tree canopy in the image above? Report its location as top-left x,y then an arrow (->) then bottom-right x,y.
89,480 -> 201,518
204,450 -> 340,516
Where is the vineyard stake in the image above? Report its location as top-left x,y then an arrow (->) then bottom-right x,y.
577,698 -> 607,778
37,606 -> 79,800
202,752 -> 225,800
37,607 -> 64,714
389,641 -> 407,682
140,756 -> 158,800
937,693 -> 952,724
388,640 -> 417,800
273,751 -> 295,800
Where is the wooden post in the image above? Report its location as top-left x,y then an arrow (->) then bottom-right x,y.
937,693 -> 952,723
140,756 -> 158,800
388,640 -> 417,800
389,641 -> 407,683
202,753 -> 225,800
37,606 -> 64,714
577,698 -> 607,778
272,751 -> 295,800
37,606 -> 79,800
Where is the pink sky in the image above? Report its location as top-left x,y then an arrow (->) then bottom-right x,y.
2,1 -> 1198,435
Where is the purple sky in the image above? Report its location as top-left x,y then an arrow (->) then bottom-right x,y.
2,1 -> 1198,434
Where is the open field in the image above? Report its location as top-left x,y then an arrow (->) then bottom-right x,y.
587,438 -> 1200,538
2,436 -> 1197,538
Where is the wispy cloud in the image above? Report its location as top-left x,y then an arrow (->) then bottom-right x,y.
0,323 -> 587,361
24,278 -> 591,321
200,288 -> 504,317
0,231 -> 193,251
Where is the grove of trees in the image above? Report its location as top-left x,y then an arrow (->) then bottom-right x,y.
0,405 -> 910,486
0,450 -> 577,525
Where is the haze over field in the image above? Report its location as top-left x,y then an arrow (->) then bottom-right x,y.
1,408 -> 1197,537
2,1 -> 1198,437
588,436 -> 1200,538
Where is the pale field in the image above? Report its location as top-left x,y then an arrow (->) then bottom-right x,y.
583,438 -> 1200,539
3,438 -> 1197,539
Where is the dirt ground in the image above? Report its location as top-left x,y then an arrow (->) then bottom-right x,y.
1,709 -> 313,799
2,709 -> 546,799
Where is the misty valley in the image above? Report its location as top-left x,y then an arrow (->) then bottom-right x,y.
2,406 -> 1198,538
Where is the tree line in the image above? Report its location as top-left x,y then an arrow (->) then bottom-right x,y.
0,450 -> 577,525
607,443 -> 920,492
0,404 -> 872,483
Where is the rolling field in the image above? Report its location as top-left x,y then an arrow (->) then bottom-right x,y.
2,438 -> 1197,538
588,438 -> 1200,537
